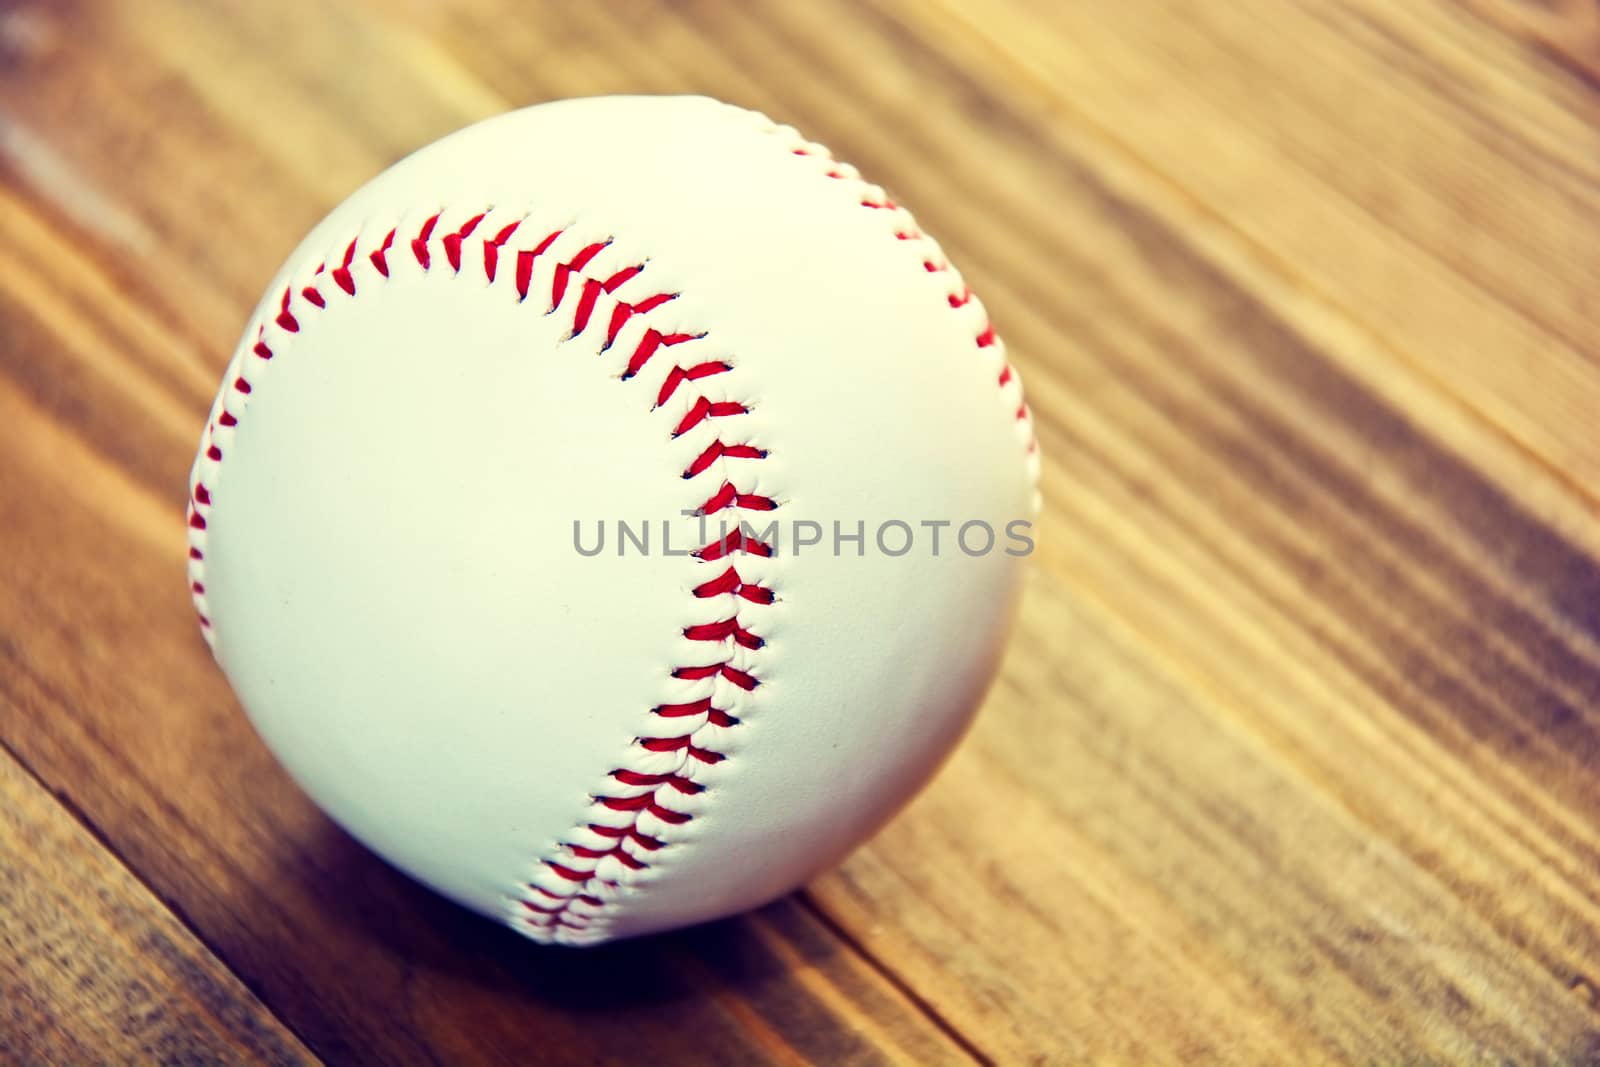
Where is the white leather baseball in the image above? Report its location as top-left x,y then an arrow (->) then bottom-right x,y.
187,95 -> 1038,946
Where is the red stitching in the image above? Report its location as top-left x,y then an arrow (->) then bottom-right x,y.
695,527 -> 775,562
483,221 -> 520,281
411,213 -> 440,268
672,397 -> 749,437
683,440 -> 766,480
604,303 -> 633,348
545,861 -> 597,882
189,208 -> 777,943
275,287 -> 298,333
682,616 -> 765,649
698,481 -> 776,515
550,240 -> 611,314
692,566 -> 775,603
370,229 -> 396,277
591,270 -> 668,350
672,662 -> 759,690
624,328 -> 701,380
640,736 -> 725,763
632,292 -> 677,315
653,697 -> 714,718
610,769 -> 705,793
331,239 -> 359,296
656,361 -> 731,408
570,278 -> 602,336
442,213 -> 485,272
791,138 -> 1036,458
515,229 -> 563,302
568,850 -> 646,873
602,264 -> 641,292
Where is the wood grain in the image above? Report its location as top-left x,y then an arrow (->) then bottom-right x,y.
1,0 -> 1597,1063
0,746 -> 315,1064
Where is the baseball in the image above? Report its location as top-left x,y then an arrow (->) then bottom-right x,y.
186,95 -> 1038,946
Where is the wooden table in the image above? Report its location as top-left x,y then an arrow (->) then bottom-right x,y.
3,1 -> 1598,1063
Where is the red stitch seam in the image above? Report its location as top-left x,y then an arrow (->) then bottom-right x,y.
790,139 -> 1037,457
186,210 -> 774,943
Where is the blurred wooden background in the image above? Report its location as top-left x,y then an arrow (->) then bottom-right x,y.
3,1 -> 1599,1063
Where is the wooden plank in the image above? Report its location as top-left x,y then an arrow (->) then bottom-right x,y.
891,0 -> 1600,499
0,746 -> 318,1065
2,0 -> 1599,1063
1455,0 -> 1600,87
